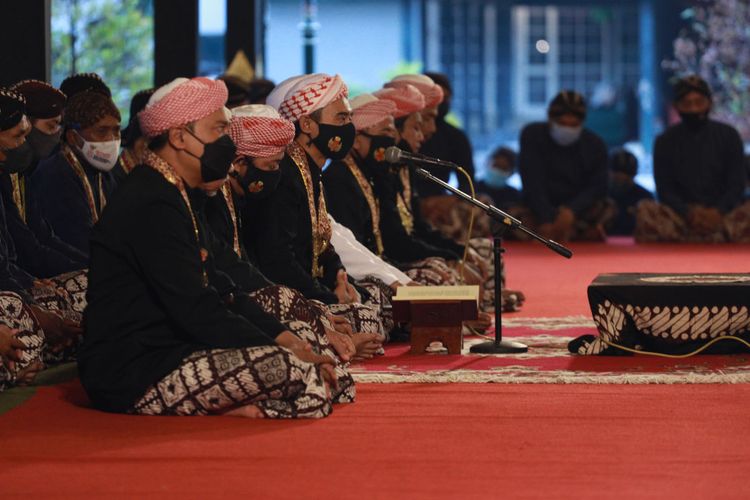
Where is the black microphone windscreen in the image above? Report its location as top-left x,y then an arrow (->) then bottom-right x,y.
384,146 -> 403,164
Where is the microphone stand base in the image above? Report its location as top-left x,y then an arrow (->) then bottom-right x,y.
469,340 -> 528,354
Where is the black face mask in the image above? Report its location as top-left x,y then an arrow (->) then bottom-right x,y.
437,100 -> 450,119
679,111 -> 709,131
311,122 -> 355,160
0,142 -> 35,174
26,127 -> 62,163
184,129 -> 237,182
233,161 -> 282,200
362,133 -> 396,166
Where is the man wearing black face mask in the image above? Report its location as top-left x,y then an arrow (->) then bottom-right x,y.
251,74 -> 360,305
206,104 -> 291,260
324,94 -> 397,257
636,75 -> 750,242
246,74 -> 388,350
3,80 -> 88,271
324,93 -> 454,286
81,77 -> 339,417
0,89 -> 85,278
0,90 -> 87,359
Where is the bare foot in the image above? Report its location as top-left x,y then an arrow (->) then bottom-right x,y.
325,329 -> 355,362
223,404 -> 264,418
352,333 -> 383,360
15,360 -> 43,386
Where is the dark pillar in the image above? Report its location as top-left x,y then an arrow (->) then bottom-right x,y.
0,0 -> 50,86
301,0 -> 319,74
226,0 -> 265,76
154,0 -> 198,85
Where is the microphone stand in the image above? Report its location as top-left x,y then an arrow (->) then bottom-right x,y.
414,167 -> 572,354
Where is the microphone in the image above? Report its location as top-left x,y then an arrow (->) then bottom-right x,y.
384,146 -> 456,169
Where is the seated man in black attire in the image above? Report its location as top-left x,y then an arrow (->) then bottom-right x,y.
517,90 -> 612,242
417,72 -> 475,197
636,75 -> 750,242
80,77 -> 337,418
323,92 -> 458,288
2,81 -> 88,275
30,89 -> 120,256
607,149 -> 653,236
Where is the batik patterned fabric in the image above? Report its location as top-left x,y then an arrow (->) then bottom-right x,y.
247,283 -> 385,339
571,273 -> 750,355
247,285 -> 355,402
635,200 -> 750,243
0,292 -> 45,391
30,270 -> 88,323
504,200 -> 614,242
30,269 -> 88,363
353,276 -> 395,338
131,345 -> 332,418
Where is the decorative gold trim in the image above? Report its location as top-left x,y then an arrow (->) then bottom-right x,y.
287,141 -> 332,279
396,166 -> 414,235
118,148 -> 137,174
344,155 -> 384,256
10,173 -> 25,224
61,143 -> 106,223
220,183 -> 242,258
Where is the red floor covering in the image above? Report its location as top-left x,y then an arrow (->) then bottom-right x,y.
1,381 -> 750,499
1,239 -> 749,498
502,238 -> 750,317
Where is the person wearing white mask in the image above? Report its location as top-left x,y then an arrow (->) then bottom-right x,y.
30,89 -> 121,256
518,90 -> 611,242
477,146 -> 522,212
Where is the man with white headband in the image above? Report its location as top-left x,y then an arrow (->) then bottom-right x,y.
217,103 -> 383,360
80,77 -> 337,419
323,92 -> 449,286
247,74 -> 389,348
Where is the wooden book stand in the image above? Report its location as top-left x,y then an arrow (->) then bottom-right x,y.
392,286 -> 479,355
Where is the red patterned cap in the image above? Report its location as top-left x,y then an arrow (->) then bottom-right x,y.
138,77 -> 229,137
350,93 -> 397,131
267,73 -> 348,122
385,74 -> 444,108
373,85 -> 425,118
229,104 -> 295,158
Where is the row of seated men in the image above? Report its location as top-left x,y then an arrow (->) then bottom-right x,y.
420,76 -> 750,244
0,71 -> 748,417
0,72 -> 523,418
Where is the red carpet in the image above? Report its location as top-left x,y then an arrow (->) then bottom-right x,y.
502,238 -> 750,317
1,239 -> 749,498
1,380 -> 750,499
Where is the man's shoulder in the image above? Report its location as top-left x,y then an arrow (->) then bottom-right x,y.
108,166 -> 182,211
708,119 -> 743,140
520,122 -> 549,140
278,152 -> 305,184
32,151 -> 75,183
322,159 -> 355,183
581,128 -> 607,151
